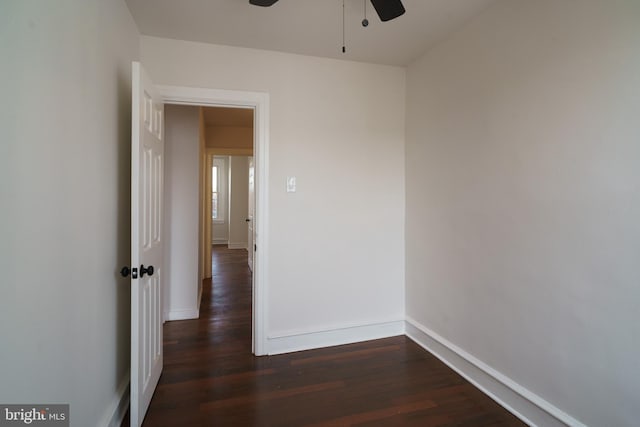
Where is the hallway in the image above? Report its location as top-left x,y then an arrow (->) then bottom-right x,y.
131,246 -> 523,426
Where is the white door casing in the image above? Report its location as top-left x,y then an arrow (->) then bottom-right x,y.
156,85 -> 269,356
131,61 -> 164,427
247,156 -> 255,272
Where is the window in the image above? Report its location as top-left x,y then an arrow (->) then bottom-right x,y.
211,157 -> 227,222
212,165 -> 219,219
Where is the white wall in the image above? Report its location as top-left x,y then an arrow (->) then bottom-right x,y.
141,37 -> 406,351
0,1 -> 139,426
405,1 -> 640,426
229,156 -> 250,249
206,126 -> 253,149
164,105 -> 201,320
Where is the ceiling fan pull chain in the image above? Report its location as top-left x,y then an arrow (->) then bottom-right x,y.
362,0 -> 369,27
342,0 -> 346,53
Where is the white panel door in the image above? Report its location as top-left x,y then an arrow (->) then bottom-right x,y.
130,61 -> 164,427
247,156 -> 255,272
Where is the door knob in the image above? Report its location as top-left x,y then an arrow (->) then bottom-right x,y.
120,266 -> 131,277
140,264 -> 154,278
245,218 -> 251,222
121,266 -> 139,279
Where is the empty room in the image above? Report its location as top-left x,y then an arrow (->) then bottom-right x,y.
1,1 -> 638,426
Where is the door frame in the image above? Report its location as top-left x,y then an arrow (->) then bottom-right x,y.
159,85 -> 269,356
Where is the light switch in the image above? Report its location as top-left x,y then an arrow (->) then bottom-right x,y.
286,176 -> 296,193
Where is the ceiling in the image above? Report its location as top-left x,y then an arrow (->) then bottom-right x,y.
125,0 -> 495,66
203,107 -> 253,128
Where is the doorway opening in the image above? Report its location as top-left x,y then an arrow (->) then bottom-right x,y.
161,86 -> 269,356
210,154 -> 254,252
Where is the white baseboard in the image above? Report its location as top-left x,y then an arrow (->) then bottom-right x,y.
405,317 -> 585,427
167,308 -> 199,321
212,239 -> 228,245
100,372 -> 130,427
228,242 -> 247,250
267,320 -> 405,355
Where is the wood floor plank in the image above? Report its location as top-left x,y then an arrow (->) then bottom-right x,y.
122,246 -> 525,427
306,399 -> 438,427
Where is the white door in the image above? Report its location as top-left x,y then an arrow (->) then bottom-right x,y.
130,61 -> 164,427
247,156 -> 255,271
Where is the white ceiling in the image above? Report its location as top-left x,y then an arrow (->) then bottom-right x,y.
125,0 -> 496,66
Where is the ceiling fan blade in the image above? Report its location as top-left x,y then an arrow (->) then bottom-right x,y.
370,0 -> 405,22
249,0 -> 279,6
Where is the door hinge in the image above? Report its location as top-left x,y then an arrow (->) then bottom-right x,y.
254,244 -> 257,252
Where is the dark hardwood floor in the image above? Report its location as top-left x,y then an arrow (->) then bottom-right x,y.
125,246 -> 524,426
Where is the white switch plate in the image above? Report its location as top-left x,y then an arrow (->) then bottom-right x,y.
286,176 -> 296,193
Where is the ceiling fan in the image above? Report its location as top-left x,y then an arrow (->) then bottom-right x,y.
249,0 -> 406,22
